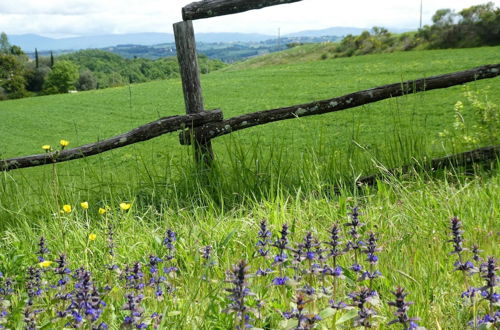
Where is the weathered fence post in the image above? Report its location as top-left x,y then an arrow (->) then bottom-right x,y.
173,20 -> 214,165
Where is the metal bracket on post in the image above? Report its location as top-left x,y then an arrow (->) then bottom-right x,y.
173,20 -> 214,165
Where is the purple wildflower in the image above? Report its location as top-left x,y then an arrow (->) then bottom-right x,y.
272,277 -> 289,286
123,263 -> 144,291
122,293 -> 146,329
349,287 -> 377,328
388,287 -> 421,329
344,207 -> 365,255
272,224 -> 290,265
37,237 -> 49,262
163,229 -> 176,261
223,260 -> 254,329
256,220 -> 272,257
479,257 -> 499,316
282,294 -> 321,330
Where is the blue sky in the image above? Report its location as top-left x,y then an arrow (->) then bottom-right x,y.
0,0 -> 497,38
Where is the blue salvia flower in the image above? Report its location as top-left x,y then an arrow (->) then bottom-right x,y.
448,217 -> 476,275
26,266 -> 42,302
360,232 -> 382,284
272,224 -> 290,265
256,220 -> 272,258
298,232 -> 319,262
54,254 -> 71,288
148,255 -> 166,300
151,312 -> 163,329
123,263 -> 145,292
282,294 -> 321,330
59,268 -> 107,329
24,266 -> 42,330
0,273 -> 13,329
223,260 -> 254,329
349,287 -> 377,328
37,237 -> 49,262
272,277 -> 289,286
255,268 -> 273,277
200,245 -> 213,261
344,207 -> 365,255
471,245 -> 483,263
479,257 -> 499,322
163,229 -> 176,261
122,293 -> 146,329
388,287 -> 421,329
326,224 -> 344,261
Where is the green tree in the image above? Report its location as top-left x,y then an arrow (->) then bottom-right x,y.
0,53 -> 28,99
43,60 -> 79,94
0,32 -> 10,54
77,69 -> 97,91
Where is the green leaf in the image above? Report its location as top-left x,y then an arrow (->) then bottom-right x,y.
318,307 -> 336,319
335,309 -> 358,324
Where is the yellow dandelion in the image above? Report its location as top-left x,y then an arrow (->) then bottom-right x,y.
42,145 -> 51,152
39,260 -> 53,268
119,202 -> 131,211
88,233 -> 97,241
59,139 -> 70,148
98,207 -> 107,215
62,204 -> 72,213
80,202 -> 89,209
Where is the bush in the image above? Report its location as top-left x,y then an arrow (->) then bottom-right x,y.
77,69 -> 97,91
43,60 -> 79,94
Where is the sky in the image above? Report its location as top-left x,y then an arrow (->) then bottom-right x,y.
0,0 -> 497,38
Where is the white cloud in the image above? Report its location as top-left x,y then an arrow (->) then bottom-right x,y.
0,0 -> 497,37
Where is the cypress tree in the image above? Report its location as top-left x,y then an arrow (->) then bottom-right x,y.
50,51 -> 54,68
35,48 -> 39,68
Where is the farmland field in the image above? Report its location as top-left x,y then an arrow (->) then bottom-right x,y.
0,46 -> 499,329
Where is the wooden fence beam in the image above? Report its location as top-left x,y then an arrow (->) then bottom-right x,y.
0,110 -> 222,172
356,145 -> 500,186
173,20 -> 214,165
182,0 -> 303,21
180,63 -> 500,144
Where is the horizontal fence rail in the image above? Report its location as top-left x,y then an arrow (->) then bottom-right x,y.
182,0 -> 303,20
357,145 -> 500,186
180,63 -> 500,144
0,110 -> 222,172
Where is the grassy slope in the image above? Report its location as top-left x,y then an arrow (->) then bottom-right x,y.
0,46 -> 499,328
1,46 -> 499,159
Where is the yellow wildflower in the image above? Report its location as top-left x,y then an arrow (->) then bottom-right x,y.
42,145 -> 51,152
80,202 -> 89,209
59,139 -> 70,148
62,204 -> 72,213
98,207 -> 107,215
119,203 -> 131,211
88,233 -> 97,241
39,260 -> 53,268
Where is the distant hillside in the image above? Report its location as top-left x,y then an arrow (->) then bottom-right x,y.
100,36 -> 341,62
9,27 -> 369,52
9,32 -> 274,52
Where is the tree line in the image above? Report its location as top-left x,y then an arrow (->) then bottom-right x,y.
321,2 -> 499,59
0,36 -> 225,101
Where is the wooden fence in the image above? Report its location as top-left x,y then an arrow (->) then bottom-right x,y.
1,0 -> 499,174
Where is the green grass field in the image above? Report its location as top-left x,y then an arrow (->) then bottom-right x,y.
0,46 -> 499,329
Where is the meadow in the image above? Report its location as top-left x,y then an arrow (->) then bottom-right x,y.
0,45 -> 499,329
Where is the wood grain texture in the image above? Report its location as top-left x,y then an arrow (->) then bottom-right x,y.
182,0 -> 303,20
174,20 -> 214,164
0,110 -> 222,172
180,63 -> 500,144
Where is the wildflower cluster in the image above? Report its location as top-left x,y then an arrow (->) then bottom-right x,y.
448,217 -> 499,326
